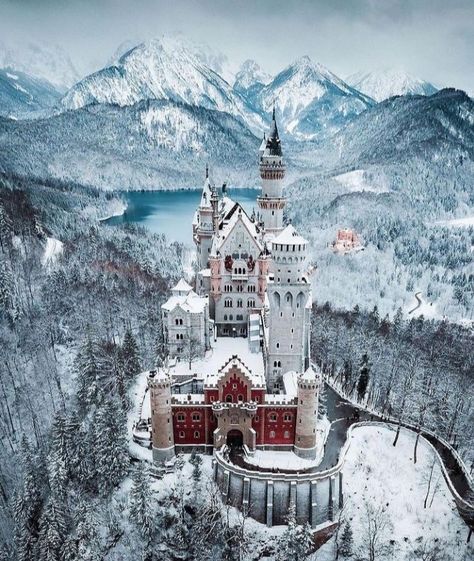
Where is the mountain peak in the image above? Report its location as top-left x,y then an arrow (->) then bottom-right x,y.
346,67 -> 438,102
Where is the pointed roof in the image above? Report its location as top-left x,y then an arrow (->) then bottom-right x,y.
259,133 -> 267,153
271,224 -> 308,246
265,106 -> 282,156
171,278 -> 193,294
200,166 -> 212,208
299,366 -> 318,383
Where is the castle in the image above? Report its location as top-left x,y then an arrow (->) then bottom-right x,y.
149,110 -> 320,463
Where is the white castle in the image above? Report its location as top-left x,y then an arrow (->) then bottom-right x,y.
162,108 -> 312,393
146,113 -> 345,528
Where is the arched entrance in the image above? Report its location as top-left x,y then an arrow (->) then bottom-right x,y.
226,429 -> 243,448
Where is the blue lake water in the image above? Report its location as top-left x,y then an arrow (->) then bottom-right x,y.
104,188 -> 259,245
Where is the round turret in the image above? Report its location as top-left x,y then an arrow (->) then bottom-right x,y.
294,367 -> 320,459
148,370 -> 175,462
271,225 -> 308,284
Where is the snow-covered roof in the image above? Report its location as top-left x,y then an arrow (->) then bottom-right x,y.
200,177 -> 213,208
282,371 -> 299,398
171,278 -> 193,294
208,355 -> 266,389
148,369 -> 170,384
212,202 -> 263,255
272,224 -> 308,246
300,366 -> 318,383
162,289 -> 208,314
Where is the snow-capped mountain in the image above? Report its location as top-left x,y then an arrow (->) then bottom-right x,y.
257,56 -> 374,138
346,68 -> 438,102
233,59 -> 271,97
0,67 -> 61,119
0,40 -> 80,91
0,99 -> 259,190
60,37 -> 262,132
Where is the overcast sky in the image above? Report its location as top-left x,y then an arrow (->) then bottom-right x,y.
1,0 -> 473,93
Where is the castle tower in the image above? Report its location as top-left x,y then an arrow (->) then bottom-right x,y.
266,225 -> 312,390
258,108 -> 286,235
148,370 -> 175,462
194,167 -> 214,270
294,367 -> 319,459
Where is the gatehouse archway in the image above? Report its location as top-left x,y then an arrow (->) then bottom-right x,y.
226,429 -> 244,448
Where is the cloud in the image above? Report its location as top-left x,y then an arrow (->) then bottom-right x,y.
0,0 -> 472,94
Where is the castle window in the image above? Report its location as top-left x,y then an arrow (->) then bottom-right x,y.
247,299 -> 255,308
278,361 -> 281,367
226,394 -> 233,403
237,394 -> 244,402
232,383 -> 237,389
224,298 -> 232,308
237,299 -> 243,308
255,416 -> 259,421
229,314 -> 234,320
224,314 -> 228,321
248,285 -> 256,293
284,431 -> 290,439
269,413 -> 277,422
270,430 -> 275,438
177,413 -> 185,422
284,414 -> 292,422
236,314 -> 243,320
255,396 -> 259,402
276,343 -> 280,349
192,413 -> 201,422
194,431 -> 200,439
179,431 -> 185,438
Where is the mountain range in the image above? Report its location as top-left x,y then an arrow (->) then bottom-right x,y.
0,36 -> 446,141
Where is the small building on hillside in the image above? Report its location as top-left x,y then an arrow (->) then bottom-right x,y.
331,228 -> 362,254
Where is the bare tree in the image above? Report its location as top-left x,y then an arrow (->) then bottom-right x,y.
360,501 -> 393,561
184,332 -> 202,370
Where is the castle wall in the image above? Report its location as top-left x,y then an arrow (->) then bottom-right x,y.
213,456 -> 344,527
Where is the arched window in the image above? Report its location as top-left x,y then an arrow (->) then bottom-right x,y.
237,299 -> 243,308
273,291 -> 281,308
224,314 -> 228,321
285,292 -> 293,306
269,431 -> 275,438
194,431 -> 200,439
247,299 -> 255,308
192,413 -> 201,422
224,298 -> 232,308
237,394 -> 244,402
225,394 -> 233,403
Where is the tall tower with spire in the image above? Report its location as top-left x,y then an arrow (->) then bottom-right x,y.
258,108 -> 286,236
194,166 -> 214,270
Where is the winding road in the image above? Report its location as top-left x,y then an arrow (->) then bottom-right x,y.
408,291 -> 423,314
233,381 -> 474,531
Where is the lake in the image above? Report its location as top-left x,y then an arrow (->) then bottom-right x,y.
104,188 -> 259,245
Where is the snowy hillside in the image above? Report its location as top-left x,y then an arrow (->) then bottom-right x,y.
346,68 -> 438,102
0,100 -> 260,189
0,40 -> 80,91
0,67 -> 61,119
258,56 -> 374,138
60,36 -> 263,133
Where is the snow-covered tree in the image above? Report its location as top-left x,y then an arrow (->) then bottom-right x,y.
129,465 -> 154,544
121,328 -> 140,381
339,522 -> 353,558
357,353 -> 370,402
94,397 -> 129,495
277,503 -> 313,561
36,492 -> 68,561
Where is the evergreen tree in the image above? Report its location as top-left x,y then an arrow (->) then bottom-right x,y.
277,504 -> 313,561
339,522 -> 353,558
74,500 -> 100,561
14,437 -> 43,561
75,336 -> 101,410
393,307 -> 403,334
129,465 -> 154,544
357,353 -> 370,402
0,204 -> 12,250
48,412 -> 70,495
121,328 -> 140,381
94,397 -> 129,496
36,493 -> 68,561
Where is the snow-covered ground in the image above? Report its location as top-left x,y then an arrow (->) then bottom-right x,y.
318,425 -> 472,560
42,236 -> 64,267
333,169 -> 390,194
245,416 -> 330,471
128,370 -> 153,462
